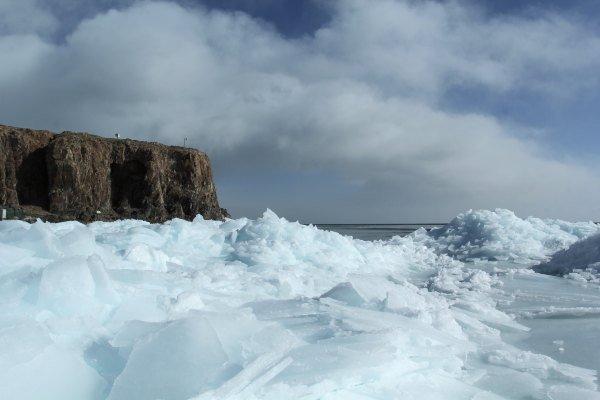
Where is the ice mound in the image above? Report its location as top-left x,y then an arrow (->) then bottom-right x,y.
0,210 -> 598,399
416,209 -> 600,264
533,232 -> 600,280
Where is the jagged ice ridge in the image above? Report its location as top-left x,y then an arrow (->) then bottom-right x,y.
1,209 -> 599,399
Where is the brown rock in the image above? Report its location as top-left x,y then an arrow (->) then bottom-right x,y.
0,124 -> 229,222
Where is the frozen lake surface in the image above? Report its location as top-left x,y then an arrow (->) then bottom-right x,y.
1,209 -> 599,399
497,269 -> 600,373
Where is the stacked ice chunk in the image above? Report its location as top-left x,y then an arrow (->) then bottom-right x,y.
0,210 -> 598,399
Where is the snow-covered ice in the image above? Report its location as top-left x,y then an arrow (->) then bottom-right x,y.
0,209 -> 599,399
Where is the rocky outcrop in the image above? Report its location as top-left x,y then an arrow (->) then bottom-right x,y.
0,124 -> 228,222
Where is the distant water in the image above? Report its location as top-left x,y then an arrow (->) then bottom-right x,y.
314,223 -> 445,241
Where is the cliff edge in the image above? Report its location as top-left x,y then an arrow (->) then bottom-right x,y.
0,124 -> 229,222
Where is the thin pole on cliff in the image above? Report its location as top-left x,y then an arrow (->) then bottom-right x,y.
184,137 -> 187,147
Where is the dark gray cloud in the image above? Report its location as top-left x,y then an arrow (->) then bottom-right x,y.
188,0 -> 332,38
1,0 -> 599,222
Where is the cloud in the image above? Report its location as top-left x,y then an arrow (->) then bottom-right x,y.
1,0 -> 599,221
0,0 -> 57,36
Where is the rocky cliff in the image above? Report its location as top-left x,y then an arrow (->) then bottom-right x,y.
0,124 -> 228,222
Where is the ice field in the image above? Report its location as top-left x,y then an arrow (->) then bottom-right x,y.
1,209 -> 600,399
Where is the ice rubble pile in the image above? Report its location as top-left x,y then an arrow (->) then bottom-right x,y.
0,210 -> 599,399
534,232 -> 600,281
416,209 -> 600,264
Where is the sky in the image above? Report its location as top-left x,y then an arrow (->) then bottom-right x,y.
1,0 -> 599,223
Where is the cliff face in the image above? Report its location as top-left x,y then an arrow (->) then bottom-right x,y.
0,124 -> 228,222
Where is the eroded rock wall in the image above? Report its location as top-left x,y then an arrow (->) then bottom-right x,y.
0,126 -> 54,209
0,124 -> 228,222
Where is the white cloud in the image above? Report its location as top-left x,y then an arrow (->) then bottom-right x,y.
0,0 -> 599,220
